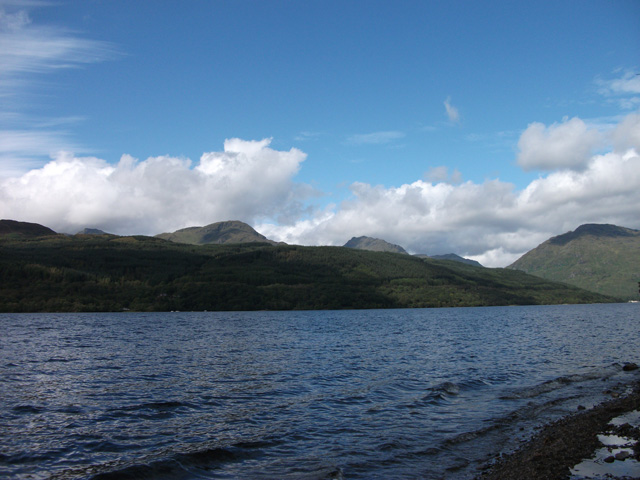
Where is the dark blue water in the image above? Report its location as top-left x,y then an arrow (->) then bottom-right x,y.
1,304 -> 639,479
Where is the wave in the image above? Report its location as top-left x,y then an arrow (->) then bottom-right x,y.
85,440 -> 271,480
499,363 -> 624,400
78,437 -> 349,480
11,404 -> 45,414
415,379 -> 493,407
100,401 -> 199,421
440,363 -> 640,461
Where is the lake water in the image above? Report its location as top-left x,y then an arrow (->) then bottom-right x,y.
1,303 -> 639,479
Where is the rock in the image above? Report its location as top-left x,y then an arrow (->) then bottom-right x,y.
604,455 -> 616,463
577,405 -> 586,410
623,362 -> 638,371
615,451 -> 631,461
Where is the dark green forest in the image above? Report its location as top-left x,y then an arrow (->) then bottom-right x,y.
0,233 -> 616,312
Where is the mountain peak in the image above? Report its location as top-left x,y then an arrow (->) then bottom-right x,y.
344,236 -> 408,254
549,223 -> 639,246
76,228 -> 110,235
156,220 -> 276,245
508,223 -> 640,300
430,253 -> 483,267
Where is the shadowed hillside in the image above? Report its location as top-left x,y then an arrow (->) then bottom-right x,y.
0,224 -> 616,312
0,219 -> 57,237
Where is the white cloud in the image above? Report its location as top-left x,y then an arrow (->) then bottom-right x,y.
0,138 -> 310,235
425,166 -> 462,185
598,70 -> 640,96
0,5 -> 116,98
516,117 -> 604,171
346,131 -> 405,145
260,112 -> 640,267
294,131 -> 323,142
596,70 -> 640,109
3,114 -> 640,269
444,96 -> 460,123
0,128 -> 84,177
0,3 -> 116,175
612,112 -> 640,152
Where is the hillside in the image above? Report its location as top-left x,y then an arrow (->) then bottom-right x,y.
0,227 -> 615,312
344,236 -> 408,254
508,224 -> 640,300
156,220 -> 275,245
426,253 -> 483,267
77,228 -> 110,235
0,219 -> 57,237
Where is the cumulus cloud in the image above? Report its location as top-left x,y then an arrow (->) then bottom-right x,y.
259,112 -> 640,267
444,96 -> 460,123
612,112 -> 640,152
3,115 -> 640,269
260,147 -> 640,266
0,138 -> 310,235
516,117 -> 604,171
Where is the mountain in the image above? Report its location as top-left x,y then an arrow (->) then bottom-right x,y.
344,236 -> 408,254
430,253 -> 483,267
0,219 -> 57,237
0,231 -> 614,312
508,223 -> 640,300
77,228 -> 110,235
156,220 -> 276,245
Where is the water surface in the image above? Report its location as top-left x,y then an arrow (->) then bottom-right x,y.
1,303 -> 639,479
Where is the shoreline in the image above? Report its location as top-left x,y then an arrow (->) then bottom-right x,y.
476,378 -> 640,480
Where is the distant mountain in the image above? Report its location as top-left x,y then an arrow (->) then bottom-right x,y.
156,220 -> 276,245
430,253 -> 483,267
77,228 -> 110,235
0,219 -> 57,237
344,236 -> 408,254
508,223 -> 640,300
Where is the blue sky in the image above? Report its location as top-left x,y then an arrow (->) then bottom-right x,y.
1,0 -> 639,266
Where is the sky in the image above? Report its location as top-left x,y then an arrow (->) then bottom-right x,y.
1,0 -> 639,267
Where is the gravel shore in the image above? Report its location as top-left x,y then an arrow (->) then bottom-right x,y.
476,379 -> 640,480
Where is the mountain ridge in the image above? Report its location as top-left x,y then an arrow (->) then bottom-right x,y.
0,231 -> 615,312
508,223 -> 640,300
429,253 -> 483,267
156,220 -> 276,245
4,218 -> 638,301
344,236 -> 408,254
548,223 -> 638,246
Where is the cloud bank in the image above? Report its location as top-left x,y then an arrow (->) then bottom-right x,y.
2,111 -> 639,267
0,138 -> 309,235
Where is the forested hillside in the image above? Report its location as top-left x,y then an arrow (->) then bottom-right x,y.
0,232 -> 615,312
508,224 -> 640,300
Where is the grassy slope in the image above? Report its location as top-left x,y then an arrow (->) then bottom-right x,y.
508,233 -> 640,300
0,234 -> 616,312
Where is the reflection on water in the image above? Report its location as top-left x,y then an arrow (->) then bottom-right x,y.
571,410 -> 640,479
